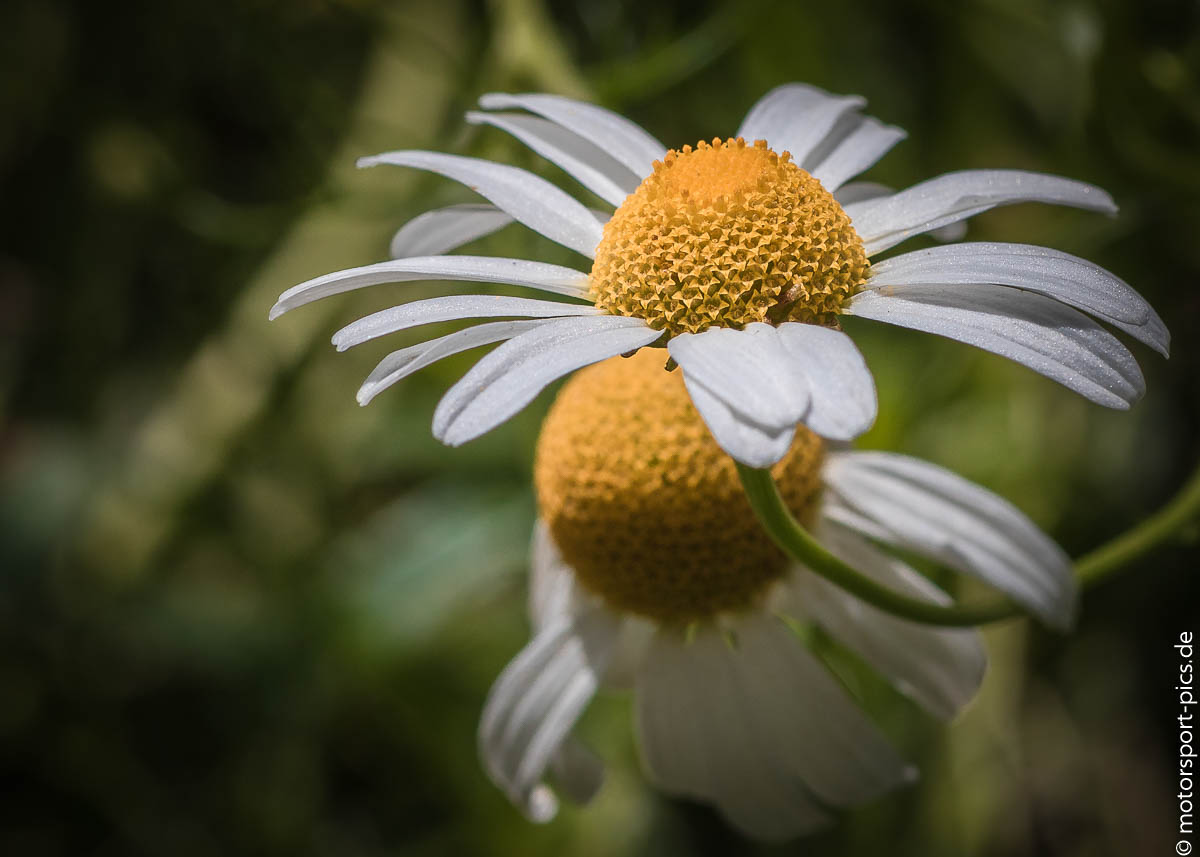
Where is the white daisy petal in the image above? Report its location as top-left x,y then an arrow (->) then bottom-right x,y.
479,607 -> 619,819
635,626 -> 832,841
668,323 -> 810,430
776,323 -> 877,440
508,657 -> 602,798
780,521 -> 987,721
835,183 -> 968,242
467,111 -> 638,207
1140,312 -> 1171,360
358,150 -> 604,257
388,204 -> 610,262
844,284 -> 1145,408
807,116 -> 907,191
602,616 -> 656,691
823,451 -> 1077,629
432,315 -> 664,446
846,169 -> 1118,255
729,615 -> 916,805
332,294 -> 602,352
479,92 -> 667,179
819,501 -> 897,544
736,83 -> 866,164
271,255 -> 591,320
866,243 -> 1170,356
528,519 -> 578,631
738,84 -> 828,142
389,204 -> 515,259
479,620 -> 567,786
681,375 -> 796,469
548,737 -> 605,806
356,319 -> 550,406
834,180 -> 892,206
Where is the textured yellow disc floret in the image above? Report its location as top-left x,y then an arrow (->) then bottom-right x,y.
589,137 -> 869,337
534,349 -> 825,623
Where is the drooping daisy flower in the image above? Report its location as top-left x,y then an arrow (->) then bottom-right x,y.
483,349 -> 1072,839
270,83 -> 1168,466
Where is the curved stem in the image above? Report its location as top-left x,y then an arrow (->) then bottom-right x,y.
1074,460 -> 1200,585
737,463 -> 1020,627
738,457 -> 1200,628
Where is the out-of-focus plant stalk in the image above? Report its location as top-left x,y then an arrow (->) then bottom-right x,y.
73,0 -> 612,581
487,0 -> 591,97
73,1 -> 470,579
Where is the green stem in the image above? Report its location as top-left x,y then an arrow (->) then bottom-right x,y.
738,458 -> 1200,628
737,464 -> 1019,627
1074,461 -> 1200,585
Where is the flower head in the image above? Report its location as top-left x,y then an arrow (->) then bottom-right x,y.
271,83 -> 1168,467
535,348 -> 825,620
482,350 -> 1074,839
591,137 -> 867,334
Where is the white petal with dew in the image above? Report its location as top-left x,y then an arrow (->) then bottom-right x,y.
359,150 -> 604,257
432,315 -> 664,446
668,323 -> 810,431
846,169 -> 1117,255
271,255 -> 590,319
776,323 -> 877,440
866,242 -> 1169,356
356,319 -> 549,406
807,116 -> 906,191
681,375 -> 796,469
389,204 -> 515,259
479,606 -> 619,820
332,294 -> 601,351
738,84 -> 830,142
635,625 -> 832,841
823,451 -> 1077,629
780,520 -> 987,721
845,284 -> 1144,408
835,182 -> 967,242
834,180 -> 891,205
479,92 -> 666,179
467,111 -> 637,207
736,83 -> 866,165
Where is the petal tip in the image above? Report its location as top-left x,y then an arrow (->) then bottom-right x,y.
477,92 -> 509,110
523,785 -> 559,824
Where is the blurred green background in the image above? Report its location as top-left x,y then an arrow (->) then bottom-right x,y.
1,0 -> 1198,854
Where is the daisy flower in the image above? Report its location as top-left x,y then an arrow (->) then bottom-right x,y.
483,349 -> 1072,840
271,83 -> 1168,467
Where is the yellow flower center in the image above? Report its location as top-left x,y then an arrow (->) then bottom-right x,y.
534,349 -> 825,623
589,137 -> 869,337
